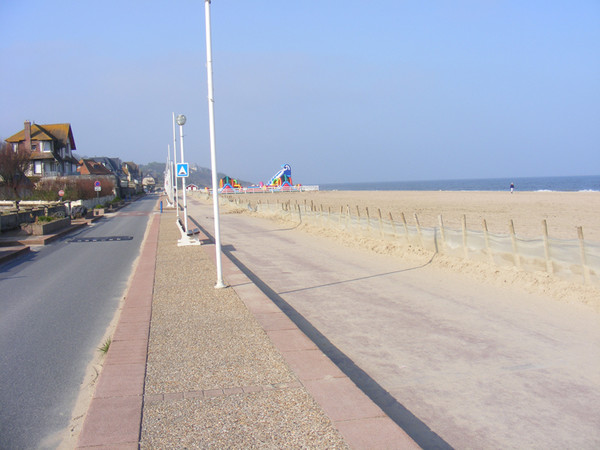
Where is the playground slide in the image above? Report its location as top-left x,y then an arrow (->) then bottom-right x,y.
268,164 -> 291,186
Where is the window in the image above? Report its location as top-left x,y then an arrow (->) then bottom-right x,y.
42,141 -> 52,152
34,161 -> 42,174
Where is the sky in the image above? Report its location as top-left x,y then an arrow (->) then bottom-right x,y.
1,1 -> 598,185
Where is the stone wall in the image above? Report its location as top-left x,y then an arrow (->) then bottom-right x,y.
0,204 -> 67,232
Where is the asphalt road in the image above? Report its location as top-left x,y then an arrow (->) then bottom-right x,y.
189,196 -> 600,449
0,195 -> 157,449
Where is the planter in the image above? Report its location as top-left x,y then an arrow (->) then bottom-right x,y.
30,217 -> 71,235
93,208 -> 105,216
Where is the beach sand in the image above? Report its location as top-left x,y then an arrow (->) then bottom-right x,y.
214,190 -> 600,309
226,190 -> 600,241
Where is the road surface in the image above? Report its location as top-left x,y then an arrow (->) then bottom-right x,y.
0,195 -> 157,449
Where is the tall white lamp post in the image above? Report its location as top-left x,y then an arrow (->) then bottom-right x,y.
172,112 -> 179,219
176,114 -> 189,233
204,0 -> 225,289
165,144 -> 174,206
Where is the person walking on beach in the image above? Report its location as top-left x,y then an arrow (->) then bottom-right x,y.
510,182 -> 514,194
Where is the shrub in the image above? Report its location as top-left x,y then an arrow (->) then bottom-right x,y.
27,177 -> 115,201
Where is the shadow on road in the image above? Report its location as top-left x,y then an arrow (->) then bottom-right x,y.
191,216 -> 452,450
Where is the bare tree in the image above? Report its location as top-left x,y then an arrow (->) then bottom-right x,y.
0,140 -> 32,196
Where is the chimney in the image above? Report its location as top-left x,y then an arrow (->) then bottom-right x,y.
24,120 -> 32,151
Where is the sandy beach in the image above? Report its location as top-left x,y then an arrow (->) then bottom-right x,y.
214,190 -> 600,309
225,190 -> 600,242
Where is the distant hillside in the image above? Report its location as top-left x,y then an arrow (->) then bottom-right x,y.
140,162 -> 252,188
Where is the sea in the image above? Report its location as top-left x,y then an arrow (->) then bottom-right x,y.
320,175 -> 600,193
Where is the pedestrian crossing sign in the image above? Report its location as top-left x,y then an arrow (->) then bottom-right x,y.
176,163 -> 189,177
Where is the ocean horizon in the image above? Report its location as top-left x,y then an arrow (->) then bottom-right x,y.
320,175 -> 600,193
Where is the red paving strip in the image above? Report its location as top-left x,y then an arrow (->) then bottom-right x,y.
198,226 -> 421,449
77,210 -> 419,448
76,213 -> 160,449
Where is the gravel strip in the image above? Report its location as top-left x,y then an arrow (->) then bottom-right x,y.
140,211 -> 348,448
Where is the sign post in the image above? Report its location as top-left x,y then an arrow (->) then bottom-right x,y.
94,180 -> 101,201
175,114 -> 189,234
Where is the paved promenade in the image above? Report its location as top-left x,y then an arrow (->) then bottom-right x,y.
74,205 -> 418,448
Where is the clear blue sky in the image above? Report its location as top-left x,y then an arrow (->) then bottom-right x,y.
1,1 -> 598,184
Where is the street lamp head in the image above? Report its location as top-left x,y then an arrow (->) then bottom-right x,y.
176,114 -> 187,126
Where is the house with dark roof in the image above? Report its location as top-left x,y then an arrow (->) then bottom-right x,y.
90,157 -> 123,176
122,161 -> 142,194
87,157 -> 142,197
6,121 -> 79,177
78,159 -> 113,176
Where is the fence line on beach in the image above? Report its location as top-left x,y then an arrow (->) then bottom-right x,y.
220,196 -> 600,287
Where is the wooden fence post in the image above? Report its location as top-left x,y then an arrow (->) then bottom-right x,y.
438,215 -> 446,253
389,212 -> 397,239
509,219 -> 521,269
377,208 -> 384,238
542,220 -> 553,274
482,219 -> 494,265
401,212 -> 409,244
414,213 -> 424,249
346,205 -> 351,229
462,215 -> 468,259
365,207 -> 371,234
356,205 -> 362,231
578,226 -> 591,285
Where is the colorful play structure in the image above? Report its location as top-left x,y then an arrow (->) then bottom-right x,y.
219,176 -> 242,191
218,163 -> 317,193
266,163 -> 293,188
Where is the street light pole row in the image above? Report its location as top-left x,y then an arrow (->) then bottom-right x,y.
205,0 -> 226,289
171,112 -> 179,220
165,1 -> 225,289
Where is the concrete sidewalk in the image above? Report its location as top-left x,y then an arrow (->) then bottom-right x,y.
75,207 -> 418,448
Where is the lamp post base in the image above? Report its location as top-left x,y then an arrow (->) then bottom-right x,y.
176,218 -> 201,246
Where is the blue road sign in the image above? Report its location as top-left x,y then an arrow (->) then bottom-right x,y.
176,163 -> 189,177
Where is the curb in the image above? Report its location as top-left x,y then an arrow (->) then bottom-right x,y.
0,246 -> 30,265
76,213 -> 159,449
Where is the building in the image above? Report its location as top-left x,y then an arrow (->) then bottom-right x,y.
78,159 -> 113,176
142,175 -> 156,192
6,121 -> 79,177
122,162 -> 142,196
